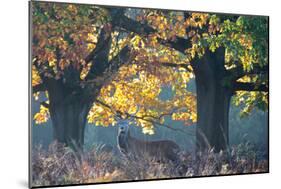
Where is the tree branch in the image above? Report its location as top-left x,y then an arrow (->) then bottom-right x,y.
233,82 -> 268,92
228,63 -> 268,80
40,101 -> 49,108
81,46 -> 132,103
86,46 -> 131,86
83,46 -> 131,84
159,62 -> 193,72
158,37 -> 192,53
33,58 -> 56,80
95,99 -> 194,136
111,11 -> 156,35
106,46 -> 131,74
85,28 -> 111,64
85,26 -> 112,81
33,83 -> 46,93
111,12 -> 192,52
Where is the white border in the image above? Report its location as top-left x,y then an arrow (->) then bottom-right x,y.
1,0 -> 280,189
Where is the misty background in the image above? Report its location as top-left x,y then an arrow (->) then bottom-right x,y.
31,80 -> 268,155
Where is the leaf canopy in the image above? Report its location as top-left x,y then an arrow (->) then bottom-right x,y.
32,2 -> 268,133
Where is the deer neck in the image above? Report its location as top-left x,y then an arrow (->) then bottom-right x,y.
118,129 -> 130,150
127,129 -> 131,138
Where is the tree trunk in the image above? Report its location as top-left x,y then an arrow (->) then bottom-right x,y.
192,47 -> 232,152
46,79 -> 93,151
49,100 -> 91,151
195,79 -> 231,152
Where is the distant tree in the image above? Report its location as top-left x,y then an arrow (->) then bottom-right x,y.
32,2 -> 268,152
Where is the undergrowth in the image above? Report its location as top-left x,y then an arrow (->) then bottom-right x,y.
31,142 -> 268,187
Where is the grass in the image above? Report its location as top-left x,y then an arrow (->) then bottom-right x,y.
31,141 -> 268,187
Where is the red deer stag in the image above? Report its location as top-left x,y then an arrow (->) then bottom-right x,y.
117,114 -> 181,163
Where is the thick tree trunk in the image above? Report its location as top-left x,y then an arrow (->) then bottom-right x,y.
45,79 -> 93,151
193,47 -> 231,152
49,100 -> 91,151
195,79 -> 231,152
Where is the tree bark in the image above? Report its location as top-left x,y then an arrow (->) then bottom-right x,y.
195,79 -> 231,152
192,47 -> 232,152
45,79 -> 93,151
49,99 -> 91,151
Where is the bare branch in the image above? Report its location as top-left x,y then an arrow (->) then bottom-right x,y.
33,83 -> 46,93
85,27 -> 112,80
124,111 -> 194,136
159,62 -> 193,72
158,37 -> 192,53
233,82 -> 268,92
40,101 -> 49,108
95,99 -> 194,136
228,63 -> 268,80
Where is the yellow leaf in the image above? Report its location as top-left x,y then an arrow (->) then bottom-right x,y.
33,105 -> 49,124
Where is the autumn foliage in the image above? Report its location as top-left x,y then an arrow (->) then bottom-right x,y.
30,1 -> 269,187
32,2 -> 268,147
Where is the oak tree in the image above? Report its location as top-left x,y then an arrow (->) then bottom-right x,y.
31,2 -> 268,152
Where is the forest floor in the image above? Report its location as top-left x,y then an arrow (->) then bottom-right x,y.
31,142 -> 268,187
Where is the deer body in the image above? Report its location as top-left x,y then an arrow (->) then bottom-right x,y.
117,122 -> 180,162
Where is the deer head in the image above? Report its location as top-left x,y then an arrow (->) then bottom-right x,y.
116,107 -> 139,155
